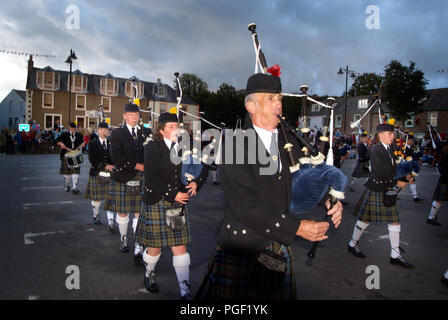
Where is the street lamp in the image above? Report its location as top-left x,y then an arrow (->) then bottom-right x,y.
65,49 -> 77,126
337,66 -> 357,134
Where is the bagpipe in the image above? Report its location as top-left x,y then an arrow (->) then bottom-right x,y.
248,23 -> 347,258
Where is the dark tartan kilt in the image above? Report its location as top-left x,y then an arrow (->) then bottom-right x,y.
135,201 -> 191,248
103,172 -> 144,214
352,162 -> 370,178
432,182 -> 448,201
353,189 -> 399,223
59,158 -> 81,175
195,241 -> 296,300
84,175 -> 109,201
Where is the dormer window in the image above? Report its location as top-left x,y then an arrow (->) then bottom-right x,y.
311,103 -> 321,112
100,77 -> 118,96
125,81 -> 144,98
156,86 -> 166,97
70,74 -> 87,93
358,99 -> 368,109
36,70 -> 60,90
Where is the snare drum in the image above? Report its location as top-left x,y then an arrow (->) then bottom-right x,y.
65,149 -> 84,169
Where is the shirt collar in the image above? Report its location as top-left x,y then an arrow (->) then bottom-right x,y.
164,138 -> 177,150
126,123 -> 140,133
253,124 -> 278,151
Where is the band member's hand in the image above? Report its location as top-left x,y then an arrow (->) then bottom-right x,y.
134,163 -> 144,172
175,192 -> 189,205
406,174 -> 414,183
186,182 -> 198,196
396,180 -> 407,189
105,165 -> 115,172
58,142 -> 67,150
325,199 -> 343,228
296,220 -> 329,242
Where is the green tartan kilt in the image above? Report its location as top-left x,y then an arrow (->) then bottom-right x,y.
195,241 -> 296,300
432,182 -> 448,201
59,158 -> 81,175
103,172 -> 144,214
135,201 -> 191,248
84,175 -> 109,201
353,189 -> 399,223
351,162 -> 370,178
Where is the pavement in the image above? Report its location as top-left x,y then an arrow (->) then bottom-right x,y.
0,154 -> 447,300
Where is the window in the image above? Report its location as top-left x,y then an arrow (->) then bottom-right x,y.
42,92 -> 54,109
156,86 -> 166,97
405,114 -> 414,128
76,116 -> 85,129
36,71 -> 59,90
335,115 -> 342,128
100,78 -> 117,96
353,114 -> 361,122
429,112 -> 438,127
76,95 -> 86,110
311,103 -> 321,112
70,75 -> 86,93
101,97 -> 111,112
44,113 -> 62,130
125,81 -> 144,98
358,99 -> 368,109
160,103 -> 167,114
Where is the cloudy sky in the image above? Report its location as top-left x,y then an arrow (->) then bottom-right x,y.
0,0 -> 447,101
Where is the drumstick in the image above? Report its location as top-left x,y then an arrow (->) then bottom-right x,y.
307,196 -> 338,258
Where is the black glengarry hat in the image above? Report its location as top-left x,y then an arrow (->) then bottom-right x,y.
376,123 -> 395,133
69,122 -> 77,128
124,103 -> 140,113
159,112 -> 178,124
98,122 -> 109,129
245,73 -> 282,96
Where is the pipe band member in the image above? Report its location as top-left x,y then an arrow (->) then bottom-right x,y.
104,103 -> 148,263
56,122 -> 85,194
349,133 -> 370,191
196,73 -> 343,300
348,122 -> 414,268
84,122 -> 115,229
404,135 -> 424,201
427,142 -> 448,226
135,112 -> 207,299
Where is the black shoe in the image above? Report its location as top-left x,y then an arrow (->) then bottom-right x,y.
390,255 -> 414,269
72,188 -> 80,194
108,220 -> 116,232
65,186 -> 70,192
441,276 -> 448,287
348,244 -> 366,258
144,271 -> 159,293
349,187 -> 355,192
427,218 -> 442,226
120,235 -> 129,253
134,243 -> 144,265
213,181 -> 220,185
413,197 -> 424,202
180,281 -> 192,300
93,216 -> 101,225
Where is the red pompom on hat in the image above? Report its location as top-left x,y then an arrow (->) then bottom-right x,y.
267,65 -> 281,77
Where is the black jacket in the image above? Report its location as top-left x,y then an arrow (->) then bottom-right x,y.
142,140 -> 208,205
109,125 -> 149,183
364,143 -> 397,192
438,151 -> 448,184
87,137 -> 113,176
357,142 -> 369,163
217,118 -> 303,255
56,132 -> 84,160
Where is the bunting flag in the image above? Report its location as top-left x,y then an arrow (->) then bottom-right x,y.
0,49 -> 57,58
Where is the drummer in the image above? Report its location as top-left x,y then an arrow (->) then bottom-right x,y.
56,122 -> 86,194
84,122 -> 115,228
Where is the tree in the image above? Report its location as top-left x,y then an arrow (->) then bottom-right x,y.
348,73 -> 383,96
178,73 -> 208,99
204,83 -> 245,128
382,60 -> 428,120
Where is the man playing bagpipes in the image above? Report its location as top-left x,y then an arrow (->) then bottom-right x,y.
56,122 -> 86,194
348,122 -> 414,268
403,135 -> 424,201
195,72 -> 343,300
349,133 -> 370,191
84,121 -> 115,228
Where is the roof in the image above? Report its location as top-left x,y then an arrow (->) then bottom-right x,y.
422,88 -> 448,111
13,90 -> 26,101
27,67 -> 197,105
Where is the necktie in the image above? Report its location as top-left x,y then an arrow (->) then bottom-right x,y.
102,140 -> 106,151
131,127 -> 137,140
170,141 -> 176,151
269,132 -> 279,172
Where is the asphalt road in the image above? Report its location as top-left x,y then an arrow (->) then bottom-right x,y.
0,154 -> 447,300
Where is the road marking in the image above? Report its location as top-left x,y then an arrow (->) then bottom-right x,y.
24,228 -> 95,245
23,201 -> 74,209
21,177 -> 44,181
22,186 -> 64,191
378,234 -> 409,246
28,295 -> 40,300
